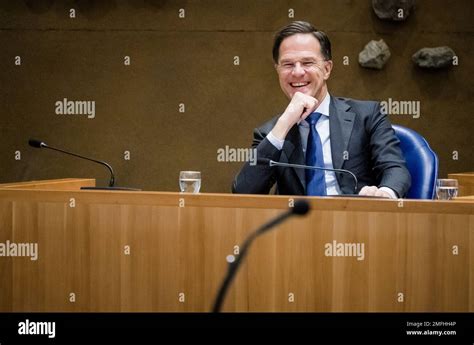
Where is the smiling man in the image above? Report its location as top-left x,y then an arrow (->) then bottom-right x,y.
232,21 -> 411,198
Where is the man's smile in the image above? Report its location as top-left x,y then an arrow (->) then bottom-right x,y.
290,81 -> 311,88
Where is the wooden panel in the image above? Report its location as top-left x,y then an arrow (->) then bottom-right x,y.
38,202 -> 68,311
0,188 -> 472,214
11,201 -> 39,310
66,202 -> 91,311
434,214 -> 470,311
0,200 -> 13,311
449,172 -> 474,196
0,178 -> 95,190
0,179 -> 473,312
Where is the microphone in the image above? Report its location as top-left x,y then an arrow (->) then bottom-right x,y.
211,199 -> 310,312
28,139 -> 140,191
257,158 -> 358,194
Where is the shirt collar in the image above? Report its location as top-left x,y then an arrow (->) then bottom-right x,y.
315,92 -> 330,117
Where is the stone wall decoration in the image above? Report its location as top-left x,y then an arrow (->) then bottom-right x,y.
372,0 -> 415,21
412,47 -> 456,68
358,39 -> 391,70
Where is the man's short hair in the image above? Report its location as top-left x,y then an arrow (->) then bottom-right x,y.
272,21 -> 332,63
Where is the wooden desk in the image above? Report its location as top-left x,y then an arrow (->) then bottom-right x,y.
0,179 -> 472,312
449,172 -> 474,196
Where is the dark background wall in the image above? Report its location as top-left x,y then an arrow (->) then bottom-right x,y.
1,0 -> 472,192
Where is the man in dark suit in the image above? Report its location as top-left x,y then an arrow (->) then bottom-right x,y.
232,21 -> 410,198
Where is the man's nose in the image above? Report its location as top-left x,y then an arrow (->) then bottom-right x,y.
291,62 -> 305,76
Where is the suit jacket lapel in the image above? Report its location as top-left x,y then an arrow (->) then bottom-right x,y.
282,125 -> 306,191
329,96 -> 356,170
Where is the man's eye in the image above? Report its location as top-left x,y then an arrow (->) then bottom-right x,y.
283,63 -> 294,68
303,62 -> 316,67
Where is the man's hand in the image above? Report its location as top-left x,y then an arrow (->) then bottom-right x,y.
271,92 -> 318,140
359,186 -> 391,198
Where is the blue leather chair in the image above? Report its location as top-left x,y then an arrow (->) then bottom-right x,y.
392,125 -> 438,199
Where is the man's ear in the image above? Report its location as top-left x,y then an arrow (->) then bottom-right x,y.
323,60 -> 333,80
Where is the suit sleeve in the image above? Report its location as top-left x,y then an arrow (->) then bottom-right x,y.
367,103 -> 411,197
231,127 -> 282,194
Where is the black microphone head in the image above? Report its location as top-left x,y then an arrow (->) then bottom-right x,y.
29,139 -> 46,148
256,157 -> 271,165
292,200 -> 310,215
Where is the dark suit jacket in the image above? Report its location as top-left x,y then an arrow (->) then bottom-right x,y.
232,96 -> 411,197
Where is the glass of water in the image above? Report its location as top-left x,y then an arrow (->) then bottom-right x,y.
179,171 -> 201,193
436,179 -> 458,200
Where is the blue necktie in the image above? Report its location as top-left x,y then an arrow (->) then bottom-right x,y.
305,112 -> 327,196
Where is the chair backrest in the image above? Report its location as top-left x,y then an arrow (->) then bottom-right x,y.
392,125 -> 438,199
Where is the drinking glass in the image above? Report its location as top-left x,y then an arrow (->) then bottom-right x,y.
179,171 -> 201,193
436,179 -> 458,200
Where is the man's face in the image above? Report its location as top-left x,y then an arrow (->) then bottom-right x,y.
276,33 -> 333,101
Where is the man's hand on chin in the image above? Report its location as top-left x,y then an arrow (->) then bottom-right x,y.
358,186 -> 392,198
271,92 -> 319,140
